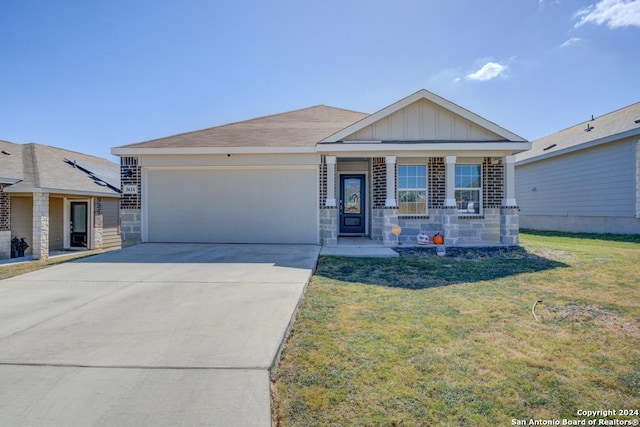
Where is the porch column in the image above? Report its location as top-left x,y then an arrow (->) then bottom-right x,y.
32,192 -> 49,260
501,155 -> 519,245
385,156 -> 397,207
325,156 -> 337,207
444,155 -> 457,207
502,155 -> 517,207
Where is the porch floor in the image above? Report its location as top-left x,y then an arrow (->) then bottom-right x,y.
320,236 -> 399,258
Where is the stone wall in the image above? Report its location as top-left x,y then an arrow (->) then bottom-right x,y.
371,208 -> 399,246
32,192 -> 49,260
319,208 -> 337,246
0,231 -> 10,259
500,207 -> 519,245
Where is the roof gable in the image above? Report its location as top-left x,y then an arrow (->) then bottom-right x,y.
321,89 -> 526,143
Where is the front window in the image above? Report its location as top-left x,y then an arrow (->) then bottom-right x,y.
455,164 -> 481,215
398,165 -> 427,215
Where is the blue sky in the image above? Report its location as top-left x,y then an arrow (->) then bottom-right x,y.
1,0 -> 639,161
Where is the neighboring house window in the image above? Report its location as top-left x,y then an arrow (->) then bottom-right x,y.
455,164 -> 481,215
398,165 -> 427,215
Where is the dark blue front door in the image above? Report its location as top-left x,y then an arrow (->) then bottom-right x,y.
340,174 -> 365,234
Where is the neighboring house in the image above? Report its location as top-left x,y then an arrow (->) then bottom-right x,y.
111,90 -> 531,247
515,102 -> 640,234
0,141 -> 122,260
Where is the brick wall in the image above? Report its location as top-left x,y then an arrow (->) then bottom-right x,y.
429,157 -> 445,208
0,184 -> 9,232
120,157 -> 140,210
318,157 -> 327,209
483,157 -> 504,208
372,158 -> 387,209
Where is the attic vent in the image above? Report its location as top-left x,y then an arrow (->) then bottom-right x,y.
1,150 -> 11,155
543,144 -> 556,151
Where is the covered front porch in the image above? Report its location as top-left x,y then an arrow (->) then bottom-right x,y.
318,155 -> 519,247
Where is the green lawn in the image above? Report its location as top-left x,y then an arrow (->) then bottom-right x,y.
273,231 -> 640,426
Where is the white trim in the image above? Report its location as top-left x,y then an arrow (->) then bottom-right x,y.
455,163 -> 483,216
317,142 -> 530,153
502,155 -> 517,207
385,156 -> 397,207
112,146 -> 318,156
321,89 -> 527,143
397,164 -> 429,217
444,156 -> 457,207
325,156 -> 337,207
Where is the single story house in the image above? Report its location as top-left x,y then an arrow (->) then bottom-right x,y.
111,90 -> 531,247
0,140 -> 122,260
515,102 -> 640,234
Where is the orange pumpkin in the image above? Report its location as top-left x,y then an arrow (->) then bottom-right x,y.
432,232 -> 444,245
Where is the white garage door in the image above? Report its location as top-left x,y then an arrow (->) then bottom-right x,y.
146,167 -> 318,244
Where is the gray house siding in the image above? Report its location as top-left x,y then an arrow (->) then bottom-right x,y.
516,138 -> 640,234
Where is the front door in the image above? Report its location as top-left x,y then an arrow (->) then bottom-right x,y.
339,174 -> 366,234
70,201 -> 88,247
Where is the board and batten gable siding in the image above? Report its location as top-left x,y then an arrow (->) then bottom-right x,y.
346,99 -> 503,142
516,138 -> 639,233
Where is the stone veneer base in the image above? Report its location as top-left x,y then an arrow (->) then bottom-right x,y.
0,230 -> 11,259
120,209 -> 142,245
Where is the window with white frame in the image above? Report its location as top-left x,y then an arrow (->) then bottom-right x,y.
398,165 -> 427,215
455,164 -> 481,215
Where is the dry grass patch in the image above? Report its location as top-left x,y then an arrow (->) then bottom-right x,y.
274,231 -> 640,426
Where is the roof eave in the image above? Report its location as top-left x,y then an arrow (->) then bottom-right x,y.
0,178 -> 21,185
111,146 -> 319,156
4,186 -> 121,197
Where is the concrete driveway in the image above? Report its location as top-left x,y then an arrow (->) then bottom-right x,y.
0,243 -> 320,427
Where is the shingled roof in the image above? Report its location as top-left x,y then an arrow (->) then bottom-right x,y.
516,102 -> 640,164
0,140 -> 120,196
114,105 -> 369,149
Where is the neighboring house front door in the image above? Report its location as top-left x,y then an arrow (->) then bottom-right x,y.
70,201 -> 88,247
339,174 -> 366,234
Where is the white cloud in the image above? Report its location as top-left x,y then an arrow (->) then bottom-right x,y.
465,62 -> 509,81
559,37 -> 584,47
575,0 -> 640,29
